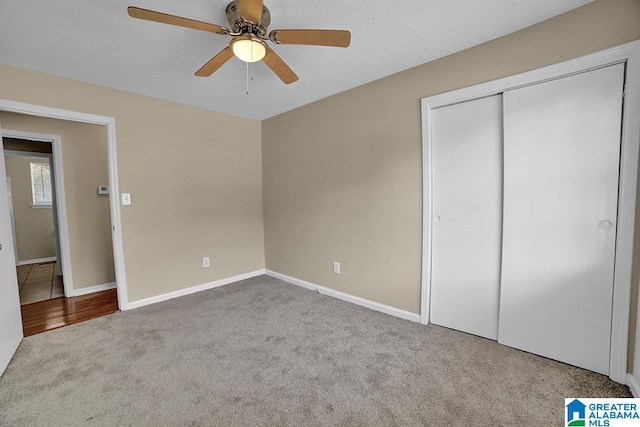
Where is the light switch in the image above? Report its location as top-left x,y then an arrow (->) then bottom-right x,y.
121,193 -> 131,205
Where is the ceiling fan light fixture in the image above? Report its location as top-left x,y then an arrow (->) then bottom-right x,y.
231,36 -> 266,63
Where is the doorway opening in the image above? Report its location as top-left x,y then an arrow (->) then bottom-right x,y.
4,139 -> 64,305
0,111 -> 123,336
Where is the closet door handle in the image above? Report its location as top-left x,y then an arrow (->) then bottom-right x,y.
599,220 -> 613,230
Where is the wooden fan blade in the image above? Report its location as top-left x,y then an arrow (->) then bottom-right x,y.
270,29 -> 351,47
127,6 -> 228,35
262,48 -> 299,84
238,0 -> 264,23
195,47 -> 234,77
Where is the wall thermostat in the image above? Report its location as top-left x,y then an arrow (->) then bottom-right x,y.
98,186 -> 109,195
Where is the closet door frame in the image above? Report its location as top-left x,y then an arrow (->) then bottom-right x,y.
420,40 -> 640,384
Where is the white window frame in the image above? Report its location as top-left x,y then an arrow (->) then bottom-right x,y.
29,160 -> 52,208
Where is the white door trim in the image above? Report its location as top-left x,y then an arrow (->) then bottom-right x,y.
0,100 -> 128,309
420,40 -> 640,383
3,131 -> 72,296
5,177 -> 17,265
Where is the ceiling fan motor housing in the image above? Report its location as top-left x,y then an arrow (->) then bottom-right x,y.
225,1 -> 271,36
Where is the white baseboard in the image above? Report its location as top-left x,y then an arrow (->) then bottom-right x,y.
119,268 -> 420,323
17,256 -> 56,266
627,373 -> 640,397
71,282 -> 117,297
266,270 -> 421,323
123,269 -> 266,310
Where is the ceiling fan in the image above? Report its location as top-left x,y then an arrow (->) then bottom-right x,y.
127,0 -> 351,84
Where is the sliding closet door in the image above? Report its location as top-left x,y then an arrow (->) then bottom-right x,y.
430,95 -> 503,340
499,64 -> 624,375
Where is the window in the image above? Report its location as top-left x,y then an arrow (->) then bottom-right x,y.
30,162 -> 52,206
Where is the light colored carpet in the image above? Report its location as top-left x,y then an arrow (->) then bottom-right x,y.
0,275 -> 630,425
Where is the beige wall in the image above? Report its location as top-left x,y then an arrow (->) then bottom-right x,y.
1,113 -> 115,289
263,0 -> 640,318
0,71 -> 264,302
4,155 -> 56,262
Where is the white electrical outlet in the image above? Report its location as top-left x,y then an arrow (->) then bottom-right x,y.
202,257 -> 210,268
121,193 -> 131,205
333,261 -> 341,275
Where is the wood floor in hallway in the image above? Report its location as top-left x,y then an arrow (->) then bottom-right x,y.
21,289 -> 118,337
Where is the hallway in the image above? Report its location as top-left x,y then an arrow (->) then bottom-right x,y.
21,289 -> 118,337
15,261 -> 118,336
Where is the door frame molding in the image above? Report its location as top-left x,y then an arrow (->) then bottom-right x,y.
4,133 -> 70,295
420,40 -> 640,383
0,100 -> 128,310
5,176 -> 17,265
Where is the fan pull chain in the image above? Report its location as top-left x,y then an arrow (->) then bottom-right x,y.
246,61 -> 250,95
245,43 -> 256,96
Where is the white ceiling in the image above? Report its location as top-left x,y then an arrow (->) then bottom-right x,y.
0,0 -> 593,120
